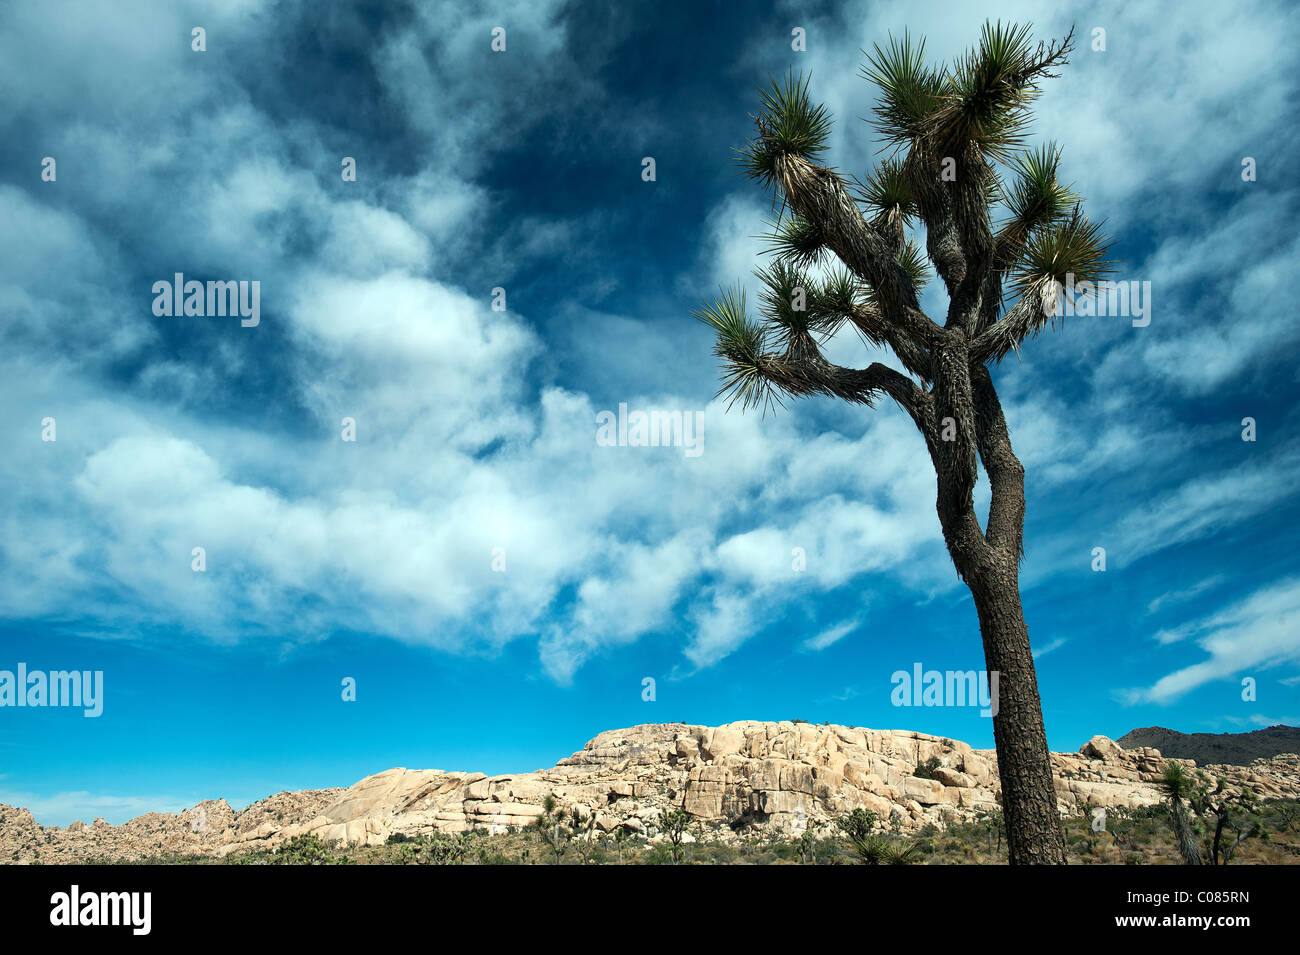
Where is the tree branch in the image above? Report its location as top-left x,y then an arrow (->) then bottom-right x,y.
771,152 -> 942,350
970,295 -> 1044,364
738,324 -> 933,440
972,364 -> 1025,558
904,147 -> 966,294
931,334 -> 980,521
757,348 -> 929,421
845,302 -> 933,383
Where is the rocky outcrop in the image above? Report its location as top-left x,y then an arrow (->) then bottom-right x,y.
5,722 -> 1300,862
0,789 -> 343,864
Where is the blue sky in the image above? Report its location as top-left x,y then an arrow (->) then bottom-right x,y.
2,0 -> 1299,826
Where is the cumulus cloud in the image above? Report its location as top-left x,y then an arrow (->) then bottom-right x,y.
2,0 -> 1298,698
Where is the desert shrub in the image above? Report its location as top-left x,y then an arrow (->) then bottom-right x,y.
834,808 -> 878,841
912,757 -> 943,780
642,843 -> 675,865
272,834 -> 343,865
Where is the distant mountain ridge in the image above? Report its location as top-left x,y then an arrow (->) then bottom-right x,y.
1118,724 -> 1300,766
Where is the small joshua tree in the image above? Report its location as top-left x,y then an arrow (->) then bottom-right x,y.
660,807 -> 693,864
796,827 -> 820,864
1160,763 -> 1205,864
1273,799 -> 1300,833
835,807 -> 917,864
1161,764 -> 1267,865
532,795 -> 573,865
697,21 -> 1115,865
1159,762 -> 1269,865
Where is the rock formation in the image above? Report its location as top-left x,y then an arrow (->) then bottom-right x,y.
4,721 -> 1299,863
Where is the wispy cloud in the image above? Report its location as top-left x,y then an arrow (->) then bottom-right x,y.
1223,714 -> 1300,729
1033,637 -> 1069,661
1147,576 -> 1228,615
801,619 -> 860,653
0,788 -> 194,828
1123,577 -> 1300,705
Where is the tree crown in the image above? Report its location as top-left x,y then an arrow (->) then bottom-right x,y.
698,20 -> 1116,414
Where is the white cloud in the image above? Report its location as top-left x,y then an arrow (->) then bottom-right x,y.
685,591 -> 757,669
2,0 -> 1297,695
1033,637 -> 1068,660
1109,454 -> 1300,568
801,619 -> 860,652
1124,577 -> 1300,704
0,787 -> 193,829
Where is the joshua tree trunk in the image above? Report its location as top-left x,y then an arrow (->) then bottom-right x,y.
965,565 -> 1065,863
946,367 -> 1066,864
938,443 -> 1066,864
1171,798 -> 1204,865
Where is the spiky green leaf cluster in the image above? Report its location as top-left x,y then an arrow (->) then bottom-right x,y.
932,21 -> 1040,161
1008,206 -> 1115,303
804,266 -> 867,340
738,72 -> 833,188
1003,143 -> 1077,231
761,213 -> 825,268
855,159 -> 916,223
864,21 -> 1068,165
896,238 -> 931,291
1160,763 -> 1194,799
692,286 -> 774,411
755,260 -> 819,340
812,266 -> 862,317
860,32 -> 944,148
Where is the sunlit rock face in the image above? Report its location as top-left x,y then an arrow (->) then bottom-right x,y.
6,722 -> 1299,861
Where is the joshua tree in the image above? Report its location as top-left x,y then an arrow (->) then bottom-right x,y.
660,807 -> 693,864
697,22 -> 1113,864
1161,763 -> 1267,865
532,795 -> 574,865
978,808 -> 1006,856
1274,799 -> 1300,833
1160,762 -> 1204,864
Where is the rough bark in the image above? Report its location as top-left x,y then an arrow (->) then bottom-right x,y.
965,558 -> 1067,864
1171,798 -> 1204,865
941,361 -> 1066,864
934,428 -> 1065,863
